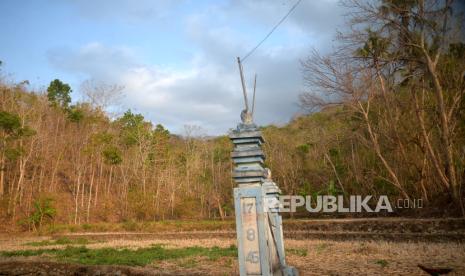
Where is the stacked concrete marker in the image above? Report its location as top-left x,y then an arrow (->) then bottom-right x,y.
231,57 -> 297,275
230,122 -> 298,276
230,124 -> 265,186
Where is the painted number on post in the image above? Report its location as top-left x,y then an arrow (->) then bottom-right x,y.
246,251 -> 259,263
240,197 -> 261,274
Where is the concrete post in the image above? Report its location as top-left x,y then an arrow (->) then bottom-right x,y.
230,122 -> 298,276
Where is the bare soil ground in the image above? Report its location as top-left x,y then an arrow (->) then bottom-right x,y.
0,218 -> 464,275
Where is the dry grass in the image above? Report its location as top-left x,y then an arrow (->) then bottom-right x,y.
285,239 -> 465,275
1,236 -> 464,275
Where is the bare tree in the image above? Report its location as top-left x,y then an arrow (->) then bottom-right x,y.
81,79 -> 124,117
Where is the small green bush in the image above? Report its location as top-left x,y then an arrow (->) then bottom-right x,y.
375,259 -> 388,268
26,197 -> 56,231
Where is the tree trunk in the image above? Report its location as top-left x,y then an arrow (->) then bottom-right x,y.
0,141 -> 5,197
358,101 -> 410,199
424,52 -> 458,200
86,164 -> 95,222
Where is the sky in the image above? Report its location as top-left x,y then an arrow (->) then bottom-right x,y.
0,0 -> 345,135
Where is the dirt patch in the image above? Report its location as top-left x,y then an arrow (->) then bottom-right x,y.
0,259 -> 238,275
286,239 -> 465,275
50,229 -> 465,243
283,218 -> 465,233
0,260 -> 161,275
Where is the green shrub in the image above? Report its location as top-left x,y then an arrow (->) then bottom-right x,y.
26,197 -> 56,231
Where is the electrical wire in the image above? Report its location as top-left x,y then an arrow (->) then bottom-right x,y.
241,0 -> 304,62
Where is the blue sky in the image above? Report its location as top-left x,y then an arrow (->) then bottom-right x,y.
0,0 -> 344,135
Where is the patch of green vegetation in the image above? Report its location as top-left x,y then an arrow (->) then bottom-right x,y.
177,257 -> 198,268
375,259 -> 388,268
2,248 -> 57,257
23,241 -> 52,247
41,220 -> 236,234
315,243 -> 330,254
224,257 -> 233,267
24,197 -> 57,230
81,224 -> 92,230
286,248 -> 308,257
24,237 -> 90,247
2,244 -> 238,266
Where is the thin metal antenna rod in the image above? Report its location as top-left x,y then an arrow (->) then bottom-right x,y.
237,57 -> 249,111
252,74 -> 257,116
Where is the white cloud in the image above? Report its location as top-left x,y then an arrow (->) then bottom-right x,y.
48,42 -> 139,80
47,1 -> 345,135
48,41 -> 241,134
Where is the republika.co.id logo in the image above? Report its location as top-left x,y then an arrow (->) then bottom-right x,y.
264,195 -> 423,213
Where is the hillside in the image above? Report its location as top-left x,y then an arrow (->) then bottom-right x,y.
1,76 -> 464,232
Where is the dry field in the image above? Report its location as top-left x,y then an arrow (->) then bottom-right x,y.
0,234 -> 464,275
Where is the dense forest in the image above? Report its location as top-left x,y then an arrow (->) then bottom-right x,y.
0,0 -> 464,230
